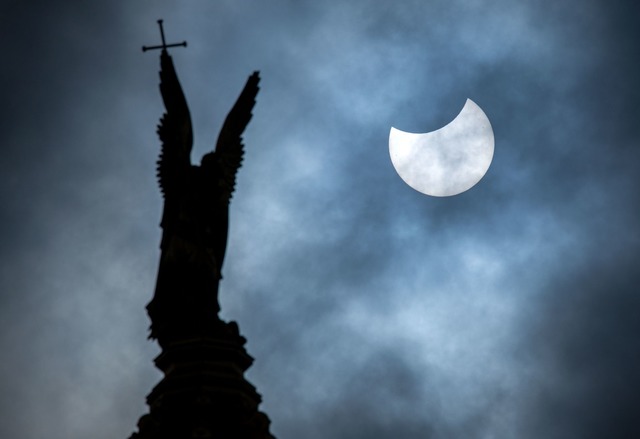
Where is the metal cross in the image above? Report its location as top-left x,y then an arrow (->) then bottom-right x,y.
142,19 -> 187,52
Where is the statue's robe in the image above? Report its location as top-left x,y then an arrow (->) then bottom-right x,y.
146,50 -> 259,342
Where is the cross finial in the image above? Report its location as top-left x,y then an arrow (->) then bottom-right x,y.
142,19 -> 187,52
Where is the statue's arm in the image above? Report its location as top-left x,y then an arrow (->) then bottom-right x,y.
157,50 -> 193,199
211,71 -> 260,204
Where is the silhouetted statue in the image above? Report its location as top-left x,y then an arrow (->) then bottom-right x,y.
130,21 -> 274,439
146,46 -> 260,343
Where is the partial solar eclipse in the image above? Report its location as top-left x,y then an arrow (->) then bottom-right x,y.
389,99 -> 494,197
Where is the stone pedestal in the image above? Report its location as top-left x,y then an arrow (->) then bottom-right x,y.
129,319 -> 275,438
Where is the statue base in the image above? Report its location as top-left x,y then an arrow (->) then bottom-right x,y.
129,319 -> 275,438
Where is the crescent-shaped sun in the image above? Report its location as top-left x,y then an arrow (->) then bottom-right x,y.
389,99 -> 494,197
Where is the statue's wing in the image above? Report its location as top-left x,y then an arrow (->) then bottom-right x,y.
157,50 -> 193,199
210,71 -> 260,203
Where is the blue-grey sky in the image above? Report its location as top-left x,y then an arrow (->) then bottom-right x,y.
1,1 -> 639,438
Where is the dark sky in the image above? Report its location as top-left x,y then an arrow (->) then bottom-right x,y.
1,1 -> 639,438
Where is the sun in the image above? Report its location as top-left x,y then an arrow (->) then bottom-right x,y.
389,99 -> 494,197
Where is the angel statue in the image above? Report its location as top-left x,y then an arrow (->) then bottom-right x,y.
146,48 -> 260,343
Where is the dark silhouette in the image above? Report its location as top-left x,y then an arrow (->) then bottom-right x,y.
147,48 -> 259,343
129,21 -> 274,439
142,19 -> 187,52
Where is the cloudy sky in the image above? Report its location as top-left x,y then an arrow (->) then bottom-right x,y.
1,1 -> 639,438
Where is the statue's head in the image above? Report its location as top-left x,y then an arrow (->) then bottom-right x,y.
201,152 -> 216,170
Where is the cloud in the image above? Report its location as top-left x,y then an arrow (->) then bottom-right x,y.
517,248 -> 640,439
1,0 -> 639,438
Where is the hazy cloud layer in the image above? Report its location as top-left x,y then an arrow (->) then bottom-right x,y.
1,1 -> 639,438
